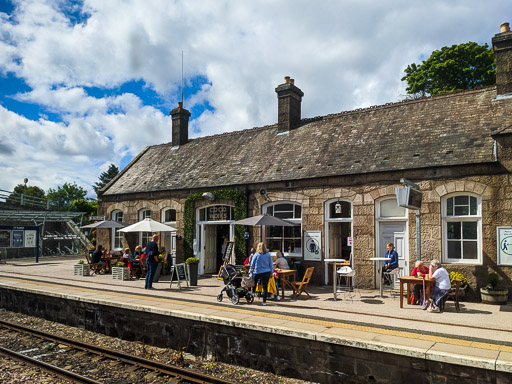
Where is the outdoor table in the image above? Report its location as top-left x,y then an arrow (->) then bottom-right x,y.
369,257 -> 391,298
102,255 -> 118,273
324,259 -> 350,301
398,275 -> 434,308
276,269 -> 296,298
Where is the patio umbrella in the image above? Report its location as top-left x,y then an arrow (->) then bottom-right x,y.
81,220 -> 127,229
234,214 -> 297,226
117,218 -> 177,233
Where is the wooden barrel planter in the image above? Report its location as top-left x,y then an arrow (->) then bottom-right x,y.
480,288 -> 508,305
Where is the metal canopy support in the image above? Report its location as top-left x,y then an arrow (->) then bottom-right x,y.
400,178 -> 421,261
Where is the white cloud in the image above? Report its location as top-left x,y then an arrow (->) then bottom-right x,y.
0,0 -> 511,196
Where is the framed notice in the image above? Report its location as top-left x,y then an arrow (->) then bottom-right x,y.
24,230 -> 37,248
0,230 -> 10,247
12,230 -> 24,248
497,227 -> 512,266
304,231 -> 322,261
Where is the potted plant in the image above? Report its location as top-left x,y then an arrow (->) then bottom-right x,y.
449,271 -> 468,298
112,261 -> 130,280
480,272 -> 508,304
74,259 -> 90,276
185,257 -> 200,286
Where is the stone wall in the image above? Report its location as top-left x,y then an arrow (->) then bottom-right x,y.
97,170 -> 512,294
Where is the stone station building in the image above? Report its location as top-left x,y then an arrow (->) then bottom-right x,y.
97,24 -> 512,295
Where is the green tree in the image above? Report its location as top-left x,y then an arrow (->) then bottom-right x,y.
47,182 -> 87,210
93,164 -> 119,194
69,198 -> 97,216
11,184 -> 45,199
402,42 -> 495,97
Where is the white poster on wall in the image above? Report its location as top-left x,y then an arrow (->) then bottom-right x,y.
497,227 -> 512,266
24,230 -> 36,248
304,231 -> 322,261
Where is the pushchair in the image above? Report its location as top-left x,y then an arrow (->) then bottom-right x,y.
217,264 -> 254,305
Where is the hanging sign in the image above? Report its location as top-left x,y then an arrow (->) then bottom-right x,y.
304,231 -> 322,261
497,227 -> 512,266
24,230 -> 37,248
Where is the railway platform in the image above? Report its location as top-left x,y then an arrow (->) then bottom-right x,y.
0,256 -> 511,383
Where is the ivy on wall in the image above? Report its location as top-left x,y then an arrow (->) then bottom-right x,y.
184,190 -> 247,263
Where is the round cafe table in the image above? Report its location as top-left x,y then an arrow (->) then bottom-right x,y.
369,257 -> 391,298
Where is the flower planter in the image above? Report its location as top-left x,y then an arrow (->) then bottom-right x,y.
74,264 -> 90,276
112,266 -> 130,281
480,288 -> 508,305
187,263 -> 198,286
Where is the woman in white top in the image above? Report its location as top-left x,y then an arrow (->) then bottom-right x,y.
427,259 -> 451,311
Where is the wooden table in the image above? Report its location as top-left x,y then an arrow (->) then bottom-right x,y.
398,275 -> 434,308
277,269 -> 296,298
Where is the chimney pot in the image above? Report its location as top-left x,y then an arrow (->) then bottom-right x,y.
284,76 -> 291,83
493,21 -> 512,95
290,78 -> 295,85
178,101 -> 183,108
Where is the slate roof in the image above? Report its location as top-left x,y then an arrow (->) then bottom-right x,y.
103,87 -> 512,195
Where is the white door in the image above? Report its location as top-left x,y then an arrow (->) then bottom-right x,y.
378,222 -> 408,289
203,225 -> 217,274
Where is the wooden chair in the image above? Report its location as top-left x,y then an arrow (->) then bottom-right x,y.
291,267 -> 314,300
440,279 -> 461,312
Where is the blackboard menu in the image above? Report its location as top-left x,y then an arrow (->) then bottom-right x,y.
223,241 -> 234,261
170,263 -> 189,289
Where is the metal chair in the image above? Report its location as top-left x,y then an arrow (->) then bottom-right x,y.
336,254 -> 360,301
383,267 -> 400,298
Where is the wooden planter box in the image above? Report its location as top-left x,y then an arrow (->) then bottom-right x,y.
480,288 -> 508,305
112,266 -> 130,281
74,264 -> 90,276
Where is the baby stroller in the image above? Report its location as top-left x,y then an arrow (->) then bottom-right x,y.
217,264 -> 254,305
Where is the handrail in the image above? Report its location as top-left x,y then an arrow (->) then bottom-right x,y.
0,189 -> 53,210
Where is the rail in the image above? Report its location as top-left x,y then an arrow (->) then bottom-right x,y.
0,189 -> 53,210
0,320 -> 235,384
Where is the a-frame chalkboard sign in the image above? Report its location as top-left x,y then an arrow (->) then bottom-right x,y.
169,263 -> 189,289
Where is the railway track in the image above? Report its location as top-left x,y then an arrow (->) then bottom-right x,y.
0,319 -> 234,384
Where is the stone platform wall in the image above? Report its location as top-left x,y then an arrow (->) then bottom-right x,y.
1,287 -> 507,384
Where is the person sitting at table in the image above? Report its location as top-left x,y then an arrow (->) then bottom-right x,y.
132,245 -> 145,278
383,242 -> 399,285
120,248 -> 131,264
426,259 -> 451,313
410,260 -> 429,304
91,245 -> 107,273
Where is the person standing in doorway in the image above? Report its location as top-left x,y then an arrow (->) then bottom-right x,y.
145,234 -> 159,290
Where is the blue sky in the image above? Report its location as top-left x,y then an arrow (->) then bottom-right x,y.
1,0 -> 511,197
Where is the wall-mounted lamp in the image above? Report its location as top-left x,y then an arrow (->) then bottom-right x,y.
202,192 -> 215,200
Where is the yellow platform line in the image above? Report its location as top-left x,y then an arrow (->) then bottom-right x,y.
0,276 -> 508,354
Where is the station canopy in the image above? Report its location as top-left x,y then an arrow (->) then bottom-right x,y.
0,210 -> 85,224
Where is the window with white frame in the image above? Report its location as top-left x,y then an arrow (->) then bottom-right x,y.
263,202 -> 302,256
139,209 -> 152,246
162,208 -> 176,223
442,194 -> 481,263
111,210 -> 124,249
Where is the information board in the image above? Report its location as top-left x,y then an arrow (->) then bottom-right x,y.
169,263 -> 189,289
497,227 -> 512,265
24,230 -> 37,248
304,231 -> 322,261
12,230 -> 24,248
0,230 -> 10,247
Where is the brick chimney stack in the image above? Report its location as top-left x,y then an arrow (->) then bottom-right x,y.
492,22 -> 512,96
170,101 -> 191,147
275,76 -> 304,133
